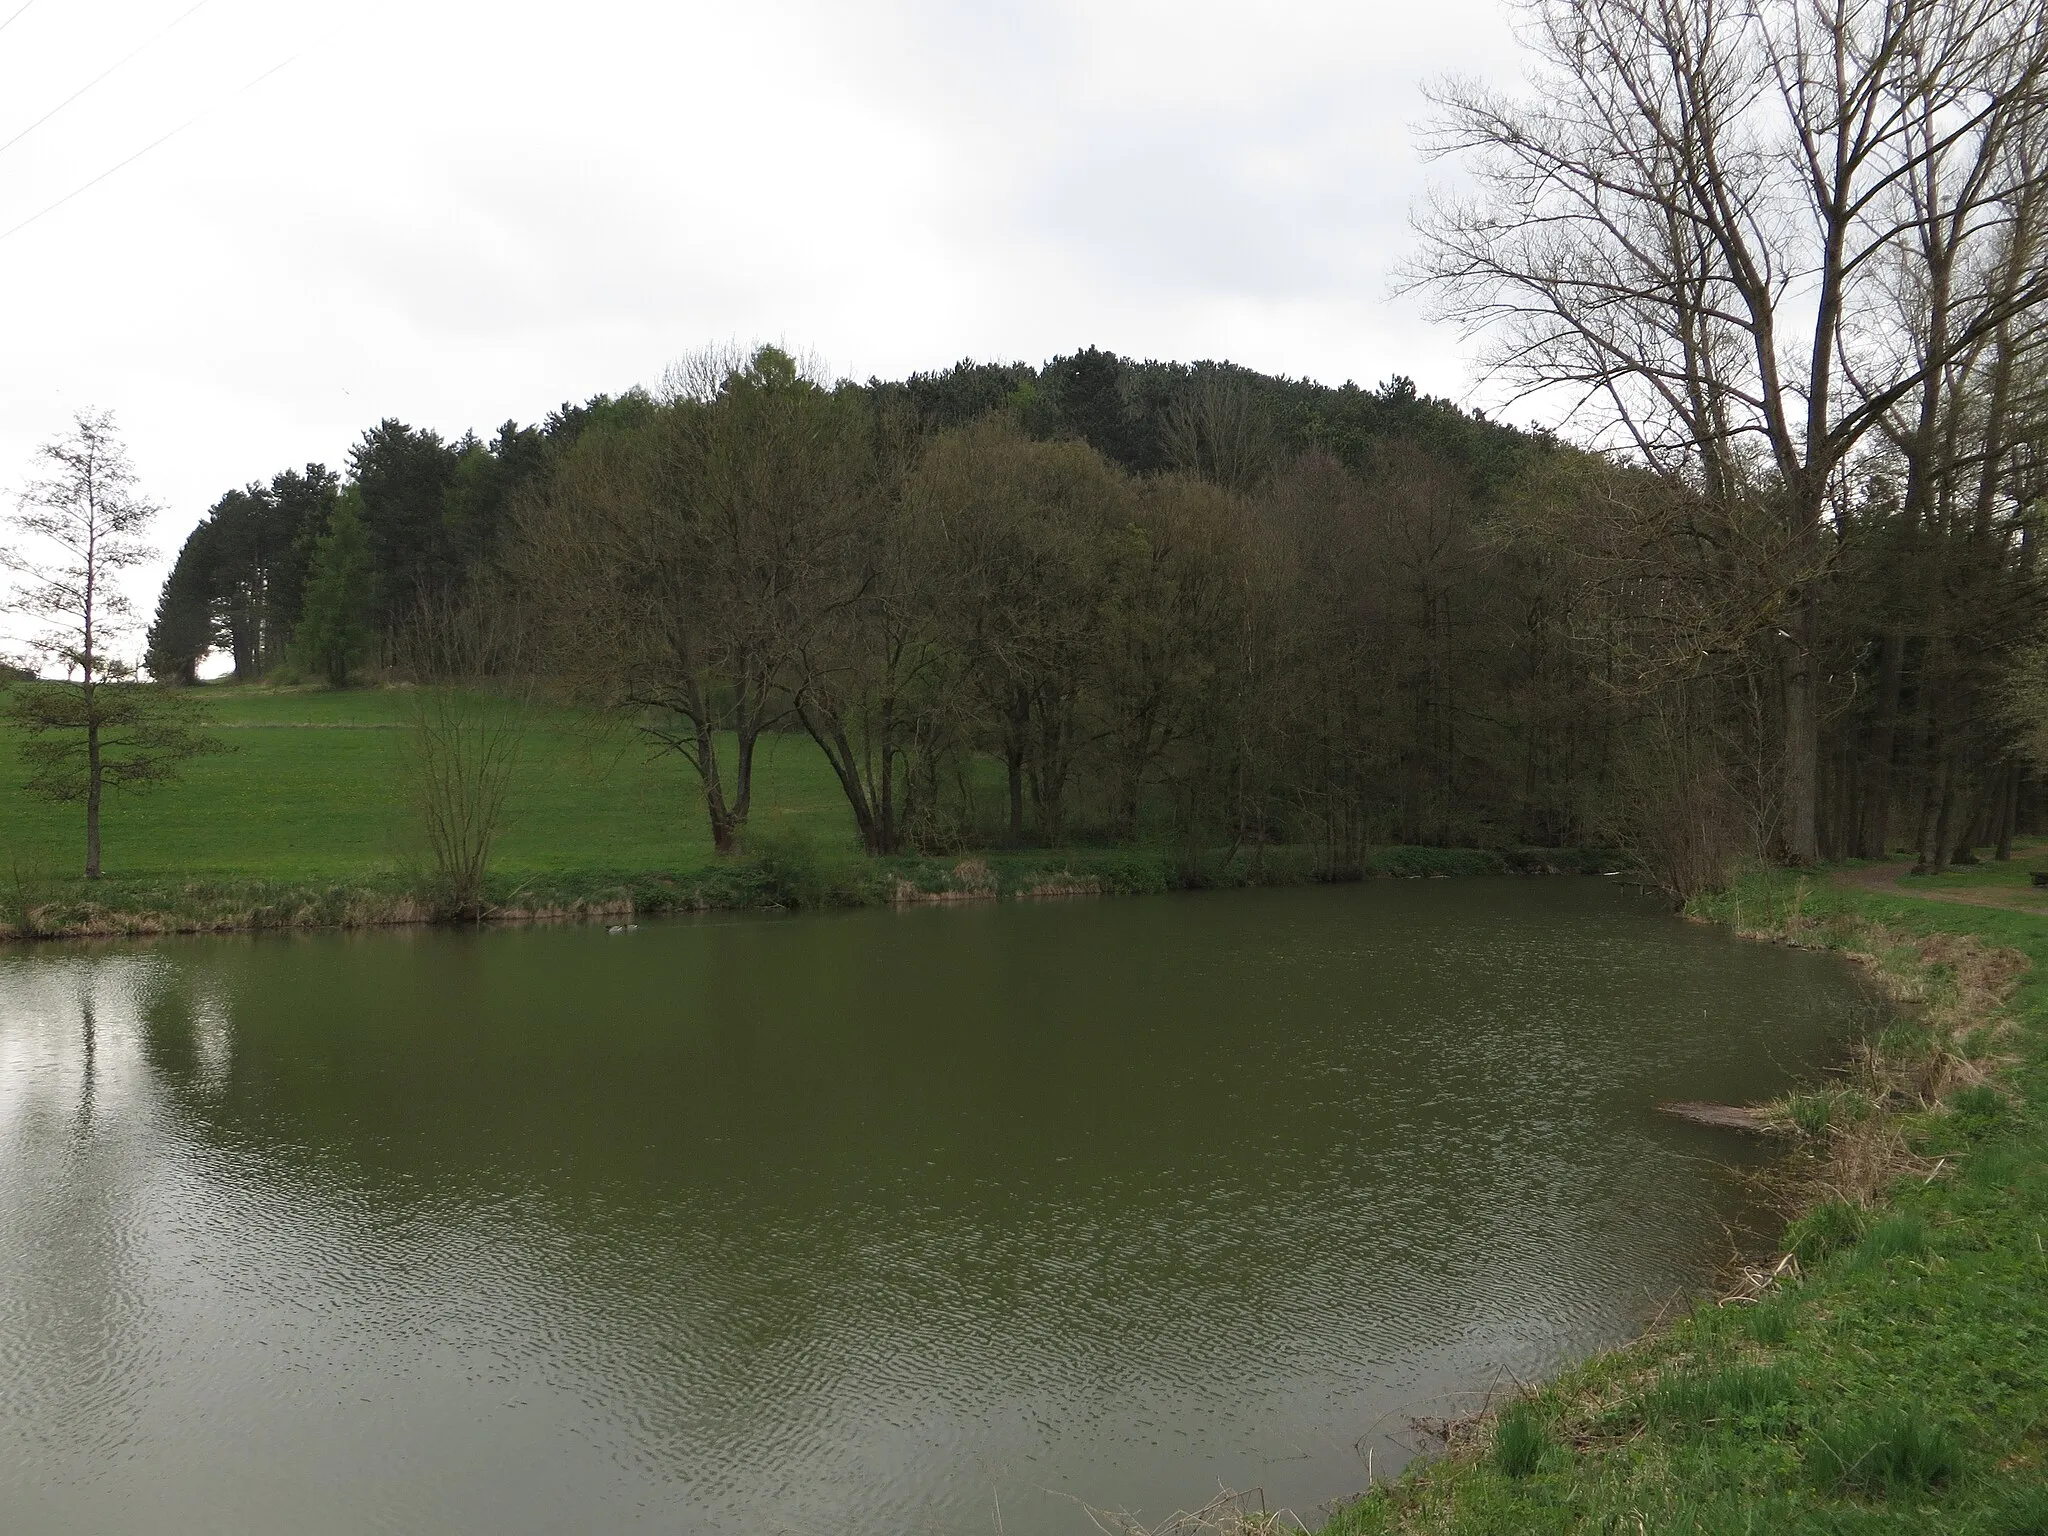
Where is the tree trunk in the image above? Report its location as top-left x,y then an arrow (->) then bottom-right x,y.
1821,745 -> 1855,862
796,698 -> 883,855
1997,763 -> 2020,861
1859,628 -> 1906,857
1779,587 -> 1821,864
731,725 -> 758,832
1922,752 -> 1959,874
1005,687 -> 1028,845
230,616 -> 256,683
879,742 -> 897,857
85,717 -> 103,880
696,717 -> 739,855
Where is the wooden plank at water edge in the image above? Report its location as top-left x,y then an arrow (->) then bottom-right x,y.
1658,1101 -> 1770,1132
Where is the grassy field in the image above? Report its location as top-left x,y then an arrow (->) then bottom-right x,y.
0,683 -> 858,881
0,682 -> 1617,936
1321,863 -> 2048,1536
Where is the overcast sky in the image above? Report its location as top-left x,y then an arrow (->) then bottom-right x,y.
0,0 -> 1529,659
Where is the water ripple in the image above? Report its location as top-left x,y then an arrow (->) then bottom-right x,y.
0,882 -> 1862,1534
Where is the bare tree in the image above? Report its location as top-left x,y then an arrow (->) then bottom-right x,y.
1161,370 -> 1280,493
1410,0 -> 2048,861
393,588 -> 532,919
909,419 -> 1123,845
511,346 -> 858,854
783,406 -> 938,855
3,411 -> 217,879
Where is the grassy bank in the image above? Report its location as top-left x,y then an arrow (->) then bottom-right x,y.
0,838 -> 1617,940
0,683 -> 1616,939
1313,867 -> 2048,1536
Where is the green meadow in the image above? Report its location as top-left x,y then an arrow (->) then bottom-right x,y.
0,684 -> 855,883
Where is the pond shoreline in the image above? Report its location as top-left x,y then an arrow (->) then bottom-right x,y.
1,873 -> 1826,1535
0,842 -> 1624,942
1321,872 -> 2047,1534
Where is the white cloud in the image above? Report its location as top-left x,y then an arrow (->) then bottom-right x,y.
0,0 -> 1528,657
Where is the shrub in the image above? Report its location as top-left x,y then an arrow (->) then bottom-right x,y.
1493,1402 -> 1551,1478
742,824 -> 864,910
1368,846 -> 1508,878
5,859 -> 59,938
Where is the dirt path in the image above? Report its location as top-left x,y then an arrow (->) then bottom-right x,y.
1829,860 -> 2048,916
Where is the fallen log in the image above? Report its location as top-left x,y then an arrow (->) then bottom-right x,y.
1658,1101 -> 1770,1132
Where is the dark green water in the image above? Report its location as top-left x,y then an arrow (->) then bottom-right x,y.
0,881 -> 1862,1534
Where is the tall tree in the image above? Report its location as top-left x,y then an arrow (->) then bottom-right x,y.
142,464 -> 338,682
513,349 -> 855,853
293,490 -> 377,687
348,420 -> 462,624
1411,0 -> 2048,861
144,518 -> 220,684
3,412 -> 218,878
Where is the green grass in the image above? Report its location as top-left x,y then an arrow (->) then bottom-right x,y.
1846,847 -> 2048,912
0,683 -> 856,881
1492,1404 -> 1553,1479
1324,869 -> 2048,1535
0,682 -> 1619,934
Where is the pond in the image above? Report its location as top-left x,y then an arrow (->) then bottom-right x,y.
0,879 -> 1864,1534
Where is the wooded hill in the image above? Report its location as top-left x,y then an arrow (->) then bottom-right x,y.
144,344 -> 2045,892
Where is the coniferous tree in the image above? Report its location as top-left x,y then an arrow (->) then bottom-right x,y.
293,491 -> 377,687
4,412 -> 219,878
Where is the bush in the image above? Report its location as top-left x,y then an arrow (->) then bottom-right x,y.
1367,846 -> 1509,878
1493,1402 -> 1551,1478
741,823 -> 865,910
1811,1405 -> 1958,1494
5,859 -> 60,938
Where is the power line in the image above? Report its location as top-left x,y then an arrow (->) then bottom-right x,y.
0,53 -> 298,246
0,1 -> 38,38
0,0 -> 214,161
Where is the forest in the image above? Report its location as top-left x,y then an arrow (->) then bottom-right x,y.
140,337 -> 2043,897
118,0 -> 2048,908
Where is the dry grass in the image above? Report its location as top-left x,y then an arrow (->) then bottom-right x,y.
1715,893 -> 2031,1212
1019,873 -> 1108,899
888,857 -> 1004,905
1082,1488 -> 1310,1535
0,885 -> 648,940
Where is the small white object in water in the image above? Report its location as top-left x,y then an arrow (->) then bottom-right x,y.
608,925 -> 625,935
